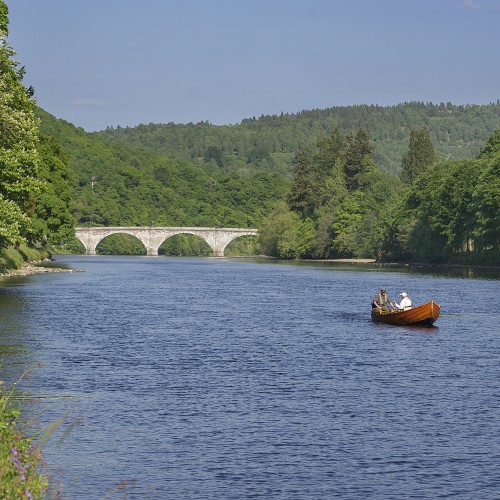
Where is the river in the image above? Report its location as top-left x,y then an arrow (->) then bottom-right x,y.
1,255 -> 499,499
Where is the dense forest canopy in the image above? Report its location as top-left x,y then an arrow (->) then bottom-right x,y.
28,105 -> 500,264
35,108 -> 288,234
259,125 -> 499,265
99,102 -> 500,176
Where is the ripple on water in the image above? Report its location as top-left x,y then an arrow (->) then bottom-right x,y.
2,255 -> 499,499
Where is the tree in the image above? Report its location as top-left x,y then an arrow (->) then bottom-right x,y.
0,1 -> 44,248
205,145 -> 223,168
31,134 -> 74,245
477,128 -> 500,159
258,202 -> 314,259
330,191 -> 365,257
287,129 -> 347,217
400,126 -> 436,185
391,159 -> 478,262
343,128 -> 376,191
286,148 -> 315,217
473,155 -> 500,259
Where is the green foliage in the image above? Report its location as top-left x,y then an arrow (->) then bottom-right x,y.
0,244 -> 50,273
0,374 -> 48,499
31,134 -> 74,245
99,102 -> 500,177
225,235 -> 258,256
400,126 -> 437,185
33,98 -> 500,261
383,142 -> 500,265
473,156 -> 500,258
0,1 -> 8,35
477,128 -> 500,158
0,195 -> 26,247
159,234 -> 212,256
330,192 -> 366,256
258,202 -> 315,259
48,235 -> 85,255
97,234 -> 146,255
280,126 -> 401,259
0,5 -> 72,257
343,128 -> 376,191
36,109 -> 289,245
0,245 -> 24,272
287,129 -> 347,218
0,24 -> 43,248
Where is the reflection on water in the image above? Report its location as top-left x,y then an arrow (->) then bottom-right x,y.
1,255 -> 499,499
0,287 -> 32,381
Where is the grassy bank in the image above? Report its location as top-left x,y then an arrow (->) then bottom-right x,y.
0,377 -> 48,499
0,244 -> 51,275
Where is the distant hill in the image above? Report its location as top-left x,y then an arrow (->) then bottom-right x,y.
34,103 -> 499,262
35,107 -> 288,229
98,101 -> 500,175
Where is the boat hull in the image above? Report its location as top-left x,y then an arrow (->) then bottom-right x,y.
371,301 -> 440,326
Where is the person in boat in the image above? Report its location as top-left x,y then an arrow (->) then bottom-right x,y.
372,288 -> 394,312
392,292 -> 412,311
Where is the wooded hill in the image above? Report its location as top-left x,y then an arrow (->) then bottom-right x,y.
36,104 -> 500,263
99,102 -> 500,176
35,108 -> 288,232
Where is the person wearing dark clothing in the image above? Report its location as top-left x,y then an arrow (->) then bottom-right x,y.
372,288 -> 393,312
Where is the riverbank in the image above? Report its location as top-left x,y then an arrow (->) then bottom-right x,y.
307,257 -> 500,271
313,258 -> 377,264
0,379 -> 48,498
0,260 -> 79,278
0,244 -> 50,275
0,244 -> 81,278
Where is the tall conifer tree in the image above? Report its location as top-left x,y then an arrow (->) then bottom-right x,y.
400,126 -> 436,185
343,128 -> 376,191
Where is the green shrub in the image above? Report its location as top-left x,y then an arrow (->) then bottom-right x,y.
0,378 -> 48,499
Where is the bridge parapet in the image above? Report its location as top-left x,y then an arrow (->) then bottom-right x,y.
74,226 -> 258,257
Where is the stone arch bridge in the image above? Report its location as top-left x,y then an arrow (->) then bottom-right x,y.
74,226 -> 258,257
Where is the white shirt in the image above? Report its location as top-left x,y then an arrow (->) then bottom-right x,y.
395,297 -> 412,310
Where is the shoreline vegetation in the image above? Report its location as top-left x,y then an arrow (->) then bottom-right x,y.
0,375 -> 48,499
0,260 -> 79,278
0,244 -> 81,278
1,253 -> 498,281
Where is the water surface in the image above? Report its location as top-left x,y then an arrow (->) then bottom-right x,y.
1,255 -> 499,499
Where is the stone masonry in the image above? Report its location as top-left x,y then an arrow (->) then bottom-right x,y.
74,226 -> 258,257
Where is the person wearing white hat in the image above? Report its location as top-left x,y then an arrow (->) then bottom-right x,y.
393,292 -> 412,311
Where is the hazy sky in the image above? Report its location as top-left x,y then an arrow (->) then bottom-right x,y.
7,0 -> 500,131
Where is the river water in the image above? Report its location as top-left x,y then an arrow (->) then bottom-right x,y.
1,255 -> 499,499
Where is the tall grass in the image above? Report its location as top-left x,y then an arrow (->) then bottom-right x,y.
0,244 -> 50,274
0,374 -> 48,499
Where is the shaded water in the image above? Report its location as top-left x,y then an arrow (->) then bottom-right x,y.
1,255 -> 499,499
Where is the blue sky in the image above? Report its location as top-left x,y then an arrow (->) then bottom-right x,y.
7,0 -> 500,131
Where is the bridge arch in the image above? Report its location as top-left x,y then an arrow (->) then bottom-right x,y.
74,226 -> 258,257
96,232 -> 148,255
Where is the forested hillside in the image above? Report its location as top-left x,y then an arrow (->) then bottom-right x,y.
35,108 -> 288,231
258,125 -> 499,265
36,105 -> 499,264
99,102 -> 500,176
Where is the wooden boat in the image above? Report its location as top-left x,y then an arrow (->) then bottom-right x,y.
371,300 -> 440,326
